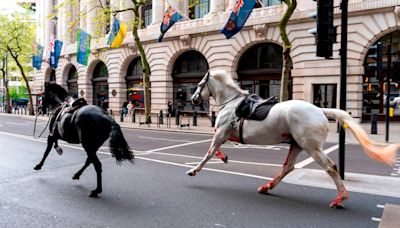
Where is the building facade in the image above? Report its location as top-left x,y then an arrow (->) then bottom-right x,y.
33,0 -> 400,120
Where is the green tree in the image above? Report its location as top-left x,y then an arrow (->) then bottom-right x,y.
279,0 -> 297,102
0,15 -> 36,115
0,53 -> 11,113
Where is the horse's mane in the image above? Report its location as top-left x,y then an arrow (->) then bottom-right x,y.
212,70 -> 249,95
46,83 -> 69,100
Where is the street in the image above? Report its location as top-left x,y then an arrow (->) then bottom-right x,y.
0,114 -> 399,227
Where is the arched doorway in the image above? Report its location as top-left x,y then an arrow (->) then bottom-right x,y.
363,31 -> 400,120
172,50 -> 209,113
50,69 -> 56,82
92,62 -> 109,106
67,66 -> 78,98
126,57 -> 144,109
237,43 -> 284,99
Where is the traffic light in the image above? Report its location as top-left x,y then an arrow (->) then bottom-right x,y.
366,42 -> 383,80
309,0 -> 335,59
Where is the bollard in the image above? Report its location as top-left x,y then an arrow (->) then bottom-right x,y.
132,109 -> 136,123
120,111 -> 124,122
175,110 -> 180,125
193,110 -> 197,126
371,113 -> 377,134
211,111 -> 216,127
159,110 -> 164,125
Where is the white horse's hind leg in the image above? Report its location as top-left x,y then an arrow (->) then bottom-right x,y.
304,148 -> 348,209
257,145 -> 302,194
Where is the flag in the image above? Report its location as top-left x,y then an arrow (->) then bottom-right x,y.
49,35 -> 55,53
77,28 -> 91,66
107,18 -> 127,48
221,0 -> 256,39
32,44 -> 44,70
50,40 -> 63,69
158,6 -> 184,42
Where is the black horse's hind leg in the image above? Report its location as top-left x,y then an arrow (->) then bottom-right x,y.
72,157 -> 91,180
53,141 -> 63,155
34,136 -> 55,170
88,154 -> 102,197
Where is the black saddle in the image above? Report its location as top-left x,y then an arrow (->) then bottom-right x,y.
235,94 -> 278,120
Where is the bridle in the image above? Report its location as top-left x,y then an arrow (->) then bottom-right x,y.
197,71 -> 214,102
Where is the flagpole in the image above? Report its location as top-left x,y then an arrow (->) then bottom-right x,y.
256,0 -> 265,8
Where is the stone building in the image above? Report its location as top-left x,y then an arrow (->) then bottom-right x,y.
33,0 -> 400,120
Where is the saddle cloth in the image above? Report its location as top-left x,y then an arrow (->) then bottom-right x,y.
235,94 -> 278,120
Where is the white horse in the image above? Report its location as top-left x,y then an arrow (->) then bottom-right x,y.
186,70 -> 399,209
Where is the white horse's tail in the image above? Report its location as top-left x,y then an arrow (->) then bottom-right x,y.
322,108 -> 399,165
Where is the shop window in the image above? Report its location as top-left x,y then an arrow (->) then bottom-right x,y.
67,66 -> 78,98
126,58 -> 144,108
313,84 -> 337,108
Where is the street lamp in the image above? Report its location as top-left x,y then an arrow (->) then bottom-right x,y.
51,15 -> 58,38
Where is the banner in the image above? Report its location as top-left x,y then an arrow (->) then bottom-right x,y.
221,0 -> 256,39
158,5 -> 184,42
77,28 -> 91,66
50,40 -> 63,69
107,18 -> 127,48
32,44 -> 44,70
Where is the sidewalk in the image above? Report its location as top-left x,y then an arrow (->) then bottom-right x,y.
2,112 -> 400,144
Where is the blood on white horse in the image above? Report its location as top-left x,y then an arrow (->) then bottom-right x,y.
187,70 -> 400,209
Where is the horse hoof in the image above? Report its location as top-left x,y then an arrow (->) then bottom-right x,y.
33,165 -> 41,170
257,186 -> 269,195
186,170 -> 196,176
72,174 -> 80,180
89,191 -> 101,197
330,203 -> 344,209
222,156 -> 228,164
55,147 -> 63,155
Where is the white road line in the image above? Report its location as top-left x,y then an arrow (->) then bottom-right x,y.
294,144 -> 339,169
136,156 -> 273,181
5,122 -> 28,126
139,136 -> 191,143
371,217 -> 381,222
390,173 -> 398,176
377,204 -> 385,208
185,161 -> 224,165
146,139 -> 212,153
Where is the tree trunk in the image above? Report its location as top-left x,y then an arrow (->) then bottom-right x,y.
279,0 -> 297,102
132,1 -> 151,123
8,50 -> 35,115
0,66 -> 11,113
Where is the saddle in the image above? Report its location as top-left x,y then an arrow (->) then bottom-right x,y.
235,94 -> 278,121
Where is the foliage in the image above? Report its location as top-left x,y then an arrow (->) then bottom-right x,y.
9,86 -> 28,99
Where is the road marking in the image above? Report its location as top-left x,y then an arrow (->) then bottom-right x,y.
377,204 -> 385,208
5,122 -> 28,126
146,139 -> 212,153
136,156 -> 273,181
185,161 -> 224,165
294,144 -> 339,168
139,136 -> 191,143
371,217 -> 381,222
390,173 -> 398,176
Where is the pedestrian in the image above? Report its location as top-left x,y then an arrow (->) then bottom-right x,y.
121,100 -> 128,117
167,100 -> 173,117
102,99 -> 109,112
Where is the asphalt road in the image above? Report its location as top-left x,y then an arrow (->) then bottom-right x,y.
0,114 -> 398,227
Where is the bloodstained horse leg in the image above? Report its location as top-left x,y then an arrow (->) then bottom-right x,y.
34,135 -> 55,170
214,136 -> 242,164
257,145 -> 302,193
306,148 -> 348,209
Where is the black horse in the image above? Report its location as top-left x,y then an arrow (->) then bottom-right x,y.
34,82 -> 134,197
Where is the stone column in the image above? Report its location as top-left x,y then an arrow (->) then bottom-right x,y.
79,0 -> 87,31
45,0 -> 54,53
86,0 -> 98,35
227,0 -> 236,11
210,0 -> 225,13
62,0 -> 72,43
152,0 -> 165,25
120,0 -> 134,31
56,0 -> 64,40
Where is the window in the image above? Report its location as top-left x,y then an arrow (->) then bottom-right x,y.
142,3 -> 152,28
313,84 -> 337,108
173,50 -> 208,76
126,58 -> 144,108
67,66 -> 78,98
93,62 -> 108,79
189,0 -> 209,19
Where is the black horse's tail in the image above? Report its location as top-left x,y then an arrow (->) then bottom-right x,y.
109,120 -> 134,164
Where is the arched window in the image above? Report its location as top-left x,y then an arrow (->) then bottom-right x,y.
237,43 -> 284,99
92,62 -> 109,106
67,66 -> 78,98
50,69 -> 56,82
126,58 -> 144,108
172,50 -> 209,113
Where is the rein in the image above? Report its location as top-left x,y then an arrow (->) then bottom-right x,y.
33,109 -> 51,139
